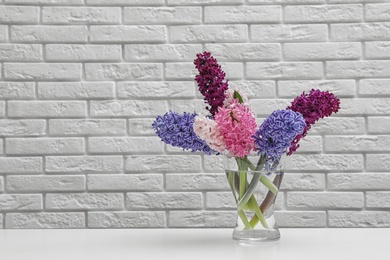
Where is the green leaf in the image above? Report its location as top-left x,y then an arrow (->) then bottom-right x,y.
234,90 -> 244,103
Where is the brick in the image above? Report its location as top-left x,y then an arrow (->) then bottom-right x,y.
337,98 -> 390,115
163,63 -> 206,80
278,80 -> 356,98
168,0 -> 243,4
365,4 -> 390,21
329,211 -> 390,227
285,5 -> 362,23
38,82 -> 114,99
49,119 -> 125,136
87,0 -> 164,4
5,0 -> 83,4
170,25 -> 248,43
205,6 -> 281,23
0,102 -> 4,118
0,82 -> 35,99
6,175 -> 85,192
11,26 -> 87,43
126,192 -> 202,209
249,0 -> 324,3
90,25 -> 167,43
166,174 -> 230,191
128,119 -> 156,136
0,177 -> 3,192
46,156 -> 122,173
331,23 -> 390,41
168,100 -> 205,114
367,154 -> 390,171
166,62 -> 242,80
169,211 -> 236,227
205,192 -> 236,209
4,63 -> 82,80
0,215 -> 2,228
88,212 -> 165,228
249,99 -> 291,116
91,100 -> 167,117
326,61 -> 390,78
8,101 -> 87,118
88,174 -> 163,191
251,24 -> 327,42
85,63 -> 162,81
328,173 -> 390,190
366,42 -> 390,59
247,62 -> 323,79
118,81 -> 195,98
296,136 -> 322,153
46,193 -> 124,210
366,192 -> 390,208
124,44 -> 201,61
286,154 -> 364,171
45,44 -> 121,61
284,43 -> 360,60
203,155 -> 224,173
325,135 -> 390,152
228,81 -> 275,98
205,43 -> 280,61
360,79 -> 390,95
287,192 -> 363,208
275,211 -> 326,227
6,138 -> 84,155
6,213 -> 85,229
124,7 -> 201,24
0,140 -> 3,155
311,117 -> 365,135
0,120 -> 46,136
0,26 -> 7,42
281,173 -> 325,191
89,137 -> 163,154
125,155 -> 201,173
368,117 -> 390,133
0,44 -> 41,61
0,157 -> 42,174
0,195 -> 42,211
0,6 -> 39,23
42,7 -> 121,24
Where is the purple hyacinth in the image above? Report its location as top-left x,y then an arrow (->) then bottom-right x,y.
253,109 -> 306,160
194,52 -> 229,117
287,89 -> 340,155
152,111 -> 215,155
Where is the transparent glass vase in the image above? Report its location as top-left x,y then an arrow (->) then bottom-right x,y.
224,153 -> 286,243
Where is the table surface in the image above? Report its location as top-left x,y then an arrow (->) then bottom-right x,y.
0,228 -> 389,260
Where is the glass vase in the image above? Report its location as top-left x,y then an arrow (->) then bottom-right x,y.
224,153 -> 286,243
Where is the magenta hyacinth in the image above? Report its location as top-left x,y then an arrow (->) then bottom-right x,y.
194,52 -> 229,117
287,89 -> 340,155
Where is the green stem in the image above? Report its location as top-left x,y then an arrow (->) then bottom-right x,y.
248,197 -> 269,229
238,210 -> 251,229
260,175 -> 279,195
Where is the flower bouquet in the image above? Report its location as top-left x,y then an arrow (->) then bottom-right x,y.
152,52 -> 340,242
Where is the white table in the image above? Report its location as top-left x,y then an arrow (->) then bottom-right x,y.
0,229 -> 389,260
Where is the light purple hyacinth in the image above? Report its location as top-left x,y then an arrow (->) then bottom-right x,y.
152,111 -> 215,155
253,109 -> 306,160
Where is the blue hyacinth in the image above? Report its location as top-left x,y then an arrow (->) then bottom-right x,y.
152,111 -> 215,155
253,109 -> 306,160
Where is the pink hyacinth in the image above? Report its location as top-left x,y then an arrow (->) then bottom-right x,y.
214,99 -> 257,158
224,89 -> 249,108
193,115 -> 226,153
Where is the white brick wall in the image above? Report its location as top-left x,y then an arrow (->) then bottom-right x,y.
0,1 -> 389,229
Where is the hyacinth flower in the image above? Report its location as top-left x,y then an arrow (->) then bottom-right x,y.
194,51 -> 229,117
193,114 -> 226,153
214,98 -> 257,159
152,111 -> 215,155
287,89 -> 340,155
245,110 -> 306,228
